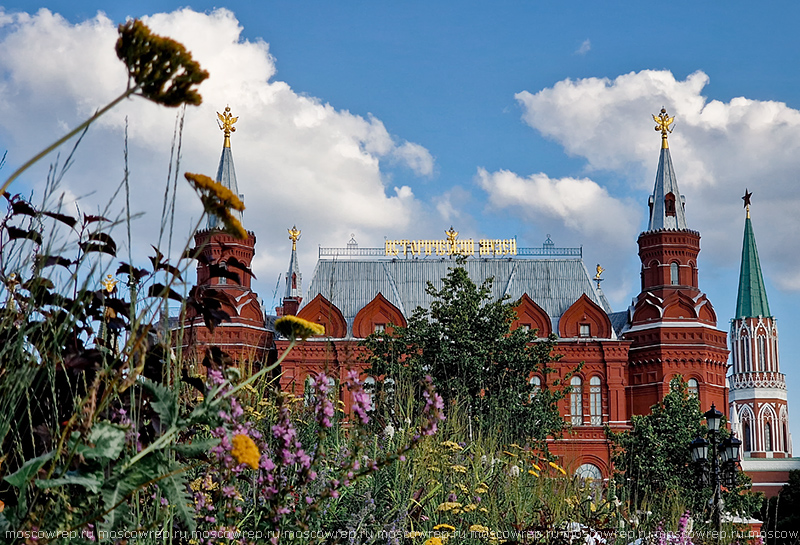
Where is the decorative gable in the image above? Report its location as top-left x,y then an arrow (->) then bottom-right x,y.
297,294 -> 347,338
511,294 -> 552,337
559,294 -> 612,339
352,293 -> 407,338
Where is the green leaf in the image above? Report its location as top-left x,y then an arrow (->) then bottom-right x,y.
172,437 -> 220,457
36,470 -> 103,494
156,461 -> 195,532
3,450 -> 54,489
101,453 -> 161,531
80,422 -> 128,461
142,378 -> 178,428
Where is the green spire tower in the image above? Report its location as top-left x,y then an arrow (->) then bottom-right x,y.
729,190 -> 790,458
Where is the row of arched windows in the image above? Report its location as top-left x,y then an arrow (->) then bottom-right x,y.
641,260 -> 698,289
735,330 -> 777,373
741,419 -> 790,454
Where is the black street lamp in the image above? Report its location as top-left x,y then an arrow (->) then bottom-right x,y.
689,403 -> 741,536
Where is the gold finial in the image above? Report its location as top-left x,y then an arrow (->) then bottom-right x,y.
101,274 -> 118,293
445,226 -> 458,243
653,108 -> 675,149
217,105 -> 238,148
595,264 -> 604,280
288,225 -> 301,251
743,189 -> 752,219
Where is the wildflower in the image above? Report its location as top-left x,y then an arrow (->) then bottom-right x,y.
274,315 -> 325,341
116,20 -> 209,107
503,450 -> 517,457
530,462 -> 541,471
184,172 -> 247,238
475,483 -> 488,494
433,524 -> 456,531
479,507 -> 488,513
423,539 -> 443,545
384,423 -> 396,439
528,469 -> 539,477
436,501 -> 462,512
441,440 -> 463,451
230,434 -> 260,469
463,503 -> 477,512
548,461 -> 567,475
346,369 -> 371,424
507,465 -> 521,478
450,464 -> 468,473
470,524 -> 489,533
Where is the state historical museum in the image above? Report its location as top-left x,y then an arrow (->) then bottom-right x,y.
181,107 -> 792,482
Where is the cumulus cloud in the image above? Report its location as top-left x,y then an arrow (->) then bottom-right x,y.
0,8 -> 435,302
575,39 -> 591,55
513,69 -> 800,292
477,168 -> 637,243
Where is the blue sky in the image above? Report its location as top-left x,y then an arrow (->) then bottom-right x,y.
2,1 -> 800,448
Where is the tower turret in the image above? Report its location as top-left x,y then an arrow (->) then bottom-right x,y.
280,226 -> 303,316
624,109 -> 729,416
729,191 -> 791,457
180,106 -> 271,367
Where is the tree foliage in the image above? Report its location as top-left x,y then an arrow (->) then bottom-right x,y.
363,266 -> 571,445
609,377 -> 761,519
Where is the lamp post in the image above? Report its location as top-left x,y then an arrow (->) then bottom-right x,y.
689,403 -> 741,537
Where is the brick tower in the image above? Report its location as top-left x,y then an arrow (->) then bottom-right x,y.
729,192 -> 791,457
180,107 -> 271,366
624,109 -> 729,416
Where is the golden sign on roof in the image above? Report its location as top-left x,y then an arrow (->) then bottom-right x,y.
385,228 -> 517,257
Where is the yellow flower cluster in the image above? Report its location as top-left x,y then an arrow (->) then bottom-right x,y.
433,524 -> 455,531
423,539 -> 443,545
440,440 -> 463,451
274,315 -> 325,341
548,461 -> 567,475
184,172 -> 247,239
116,20 -> 209,107
231,434 -> 260,469
469,524 -> 489,533
436,501 -> 462,512
450,464 -> 467,474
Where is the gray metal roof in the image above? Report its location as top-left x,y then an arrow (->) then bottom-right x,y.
647,147 -> 688,231
209,146 -> 243,229
304,257 -> 613,338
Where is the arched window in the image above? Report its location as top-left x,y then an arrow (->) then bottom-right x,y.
741,334 -> 751,372
589,376 -> 602,425
304,376 -> 315,406
687,378 -> 699,397
529,376 -> 541,401
575,463 -> 602,481
570,377 -> 583,426
764,421 -> 773,452
364,377 -> 376,410
757,335 -> 767,372
664,192 -> 676,216
670,262 -> 680,285
743,422 -> 751,452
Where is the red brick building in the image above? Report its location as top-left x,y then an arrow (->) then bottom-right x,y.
184,110 -> 744,480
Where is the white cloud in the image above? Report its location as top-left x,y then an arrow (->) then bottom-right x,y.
575,39 -> 591,55
0,8 -> 435,301
514,69 -> 800,292
477,168 -> 637,242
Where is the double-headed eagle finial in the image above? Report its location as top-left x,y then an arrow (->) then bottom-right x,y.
288,225 -> 301,251
217,105 -> 238,148
653,108 -> 675,149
